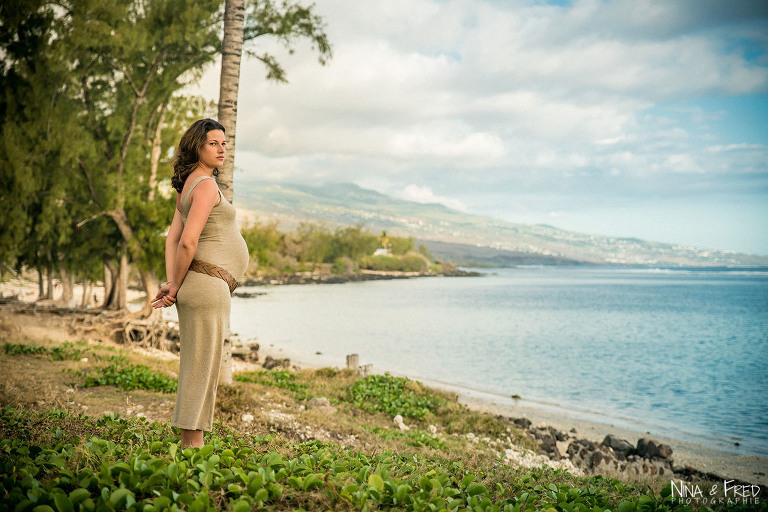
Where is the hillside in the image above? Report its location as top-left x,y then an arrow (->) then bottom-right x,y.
235,180 -> 768,268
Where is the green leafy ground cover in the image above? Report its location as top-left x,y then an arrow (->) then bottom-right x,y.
4,342 -> 175,394
1,406 -> 706,512
75,364 -> 178,394
348,374 -> 444,420
234,371 -> 309,400
5,341 -> 90,361
1,337 -> 760,511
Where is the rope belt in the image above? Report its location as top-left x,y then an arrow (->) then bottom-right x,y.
188,259 -> 238,294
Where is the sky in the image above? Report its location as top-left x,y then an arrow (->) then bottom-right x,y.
188,0 -> 768,255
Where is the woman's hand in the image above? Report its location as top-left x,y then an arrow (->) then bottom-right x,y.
151,281 -> 180,309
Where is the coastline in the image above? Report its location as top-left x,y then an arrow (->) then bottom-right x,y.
454,386 -> 768,487
240,267 -> 481,286
3,275 -> 767,488
256,341 -> 768,487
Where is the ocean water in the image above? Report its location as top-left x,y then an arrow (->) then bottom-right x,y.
224,267 -> 768,457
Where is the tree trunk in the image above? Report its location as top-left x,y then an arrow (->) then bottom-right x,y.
37,267 -> 45,299
216,0 -> 245,203
215,0 -> 244,384
45,267 -> 54,300
57,265 -> 74,306
148,101 -> 167,202
80,280 -> 92,309
103,260 -> 116,308
138,267 -> 161,320
117,249 -> 128,310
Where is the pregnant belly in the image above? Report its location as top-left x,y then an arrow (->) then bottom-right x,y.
195,236 -> 249,280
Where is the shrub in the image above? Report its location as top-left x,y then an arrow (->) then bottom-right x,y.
332,256 -> 356,275
347,373 -> 444,420
76,363 -> 178,393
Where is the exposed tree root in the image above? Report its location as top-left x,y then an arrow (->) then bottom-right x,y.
0,300 -> 179,352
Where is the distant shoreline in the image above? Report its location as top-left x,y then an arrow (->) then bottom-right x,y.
240,267 -> 482,287
238,264 -> 768,290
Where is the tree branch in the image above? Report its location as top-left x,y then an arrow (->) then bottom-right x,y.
76,211 -> 108,228
77,158 -> 103,209
80,68 -> 113,160
116,50 -> 165,180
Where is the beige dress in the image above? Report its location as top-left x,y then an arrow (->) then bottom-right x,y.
171,176 -> 249,431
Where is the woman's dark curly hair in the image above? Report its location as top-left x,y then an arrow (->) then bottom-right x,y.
171,118 -> 226,193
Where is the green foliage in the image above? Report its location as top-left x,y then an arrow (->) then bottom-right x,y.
359,253 -> 428,272
389,235 -> 415,255
329,224 -> 379,263
0,406 -> 715,512
364,426 -> 447,450
4,341 -> 89,361
234,370 -> 309,399
243,1 -> 332,82
0,0 -> 222,290
241,220 -> 282,270
241,220 -> 435,275
332,256 -> 356,275
0,0 -> 336,293
3,342 -> 48,356
75,363 -> 178,393
418,243 -> 434,261
347,373 -> 444,420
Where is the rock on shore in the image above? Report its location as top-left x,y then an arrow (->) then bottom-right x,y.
513,416 -> 762,488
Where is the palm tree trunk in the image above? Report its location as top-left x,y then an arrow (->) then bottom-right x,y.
216,0 -> 245,204
216,0 -> 245,385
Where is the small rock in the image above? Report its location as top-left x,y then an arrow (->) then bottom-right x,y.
512,417 -> 532,429
602,434 -> 635,458
636,437 -> 673,460
242,413 -> 254,422
307,397 -> 331,409
306,397 -> 337,414
263,355 -> 290,370
393,415 -> 410,431
532,427 -> 559,457
80,357 -> 88,363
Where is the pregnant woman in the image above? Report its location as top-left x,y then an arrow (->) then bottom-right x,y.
152,118 -> 249,448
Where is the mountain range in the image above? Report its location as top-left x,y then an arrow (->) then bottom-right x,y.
234,179 -> 768,268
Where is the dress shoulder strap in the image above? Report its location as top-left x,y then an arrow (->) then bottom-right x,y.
181,176 -> 215,207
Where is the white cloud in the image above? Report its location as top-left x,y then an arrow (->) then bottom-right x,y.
185,0 -> 768,253
396,185 -> 468,211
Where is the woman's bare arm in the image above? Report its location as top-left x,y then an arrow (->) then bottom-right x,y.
153,179 -> 219,308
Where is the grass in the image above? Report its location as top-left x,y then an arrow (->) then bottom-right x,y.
0,324 -> 760,511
